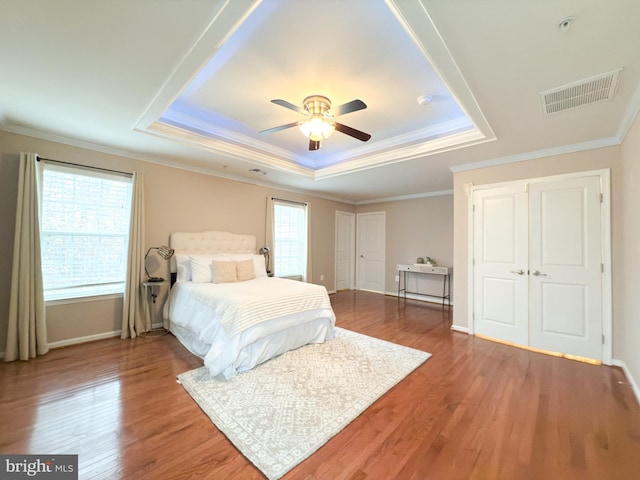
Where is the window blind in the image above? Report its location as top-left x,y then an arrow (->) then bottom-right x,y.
273,200 -> 308,279
40,163 -> 133,301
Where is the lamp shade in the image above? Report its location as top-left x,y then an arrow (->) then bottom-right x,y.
145,245 -> 175,281
299,115 -> 335,141
156,245 -> 174,260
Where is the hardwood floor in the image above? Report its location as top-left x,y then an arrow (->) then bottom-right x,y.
1,290 -> 639,479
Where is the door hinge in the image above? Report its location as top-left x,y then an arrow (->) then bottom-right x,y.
601,263 -> 604,273
602,334 -> 605,344
600,193 -> 603,203
473,204 -> 476,212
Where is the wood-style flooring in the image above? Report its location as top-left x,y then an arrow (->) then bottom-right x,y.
1,290 -> 640,479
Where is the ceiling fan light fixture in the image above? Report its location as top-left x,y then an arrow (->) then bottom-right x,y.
261,94 -> 369,149
299,115 -> 335,141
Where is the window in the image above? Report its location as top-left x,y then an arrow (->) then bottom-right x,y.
39,162 -> 133,301
272,200 -> 308,280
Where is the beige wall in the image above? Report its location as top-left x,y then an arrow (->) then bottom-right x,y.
452,146 -> 625,353
356,194 -> 453,299
0,130 -> 353,348
620,113 -> 640,388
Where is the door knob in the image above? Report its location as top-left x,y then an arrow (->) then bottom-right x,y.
531,270 -> 547,276
511,269 -> 525,275
360,254 -> 364,258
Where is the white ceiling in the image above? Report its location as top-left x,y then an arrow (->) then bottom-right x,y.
2,0 -> 639,204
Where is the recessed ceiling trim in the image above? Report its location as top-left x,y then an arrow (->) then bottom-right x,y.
156,106 -> 308,166
144,121 -> 317,179
385,0 -> 496,142
315,128 -> 491,179
323,117 -> 474,166
134,0 -> 496,181
134,0 -> 261,131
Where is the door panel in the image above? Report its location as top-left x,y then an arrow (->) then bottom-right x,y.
473,185 -> 528,345
541,283 -> 586,336
529,177 -> 602,360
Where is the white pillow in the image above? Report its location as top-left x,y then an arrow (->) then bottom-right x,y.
174,254 -> 191,283
225,253 -> 268,277
189,254 -> 229,283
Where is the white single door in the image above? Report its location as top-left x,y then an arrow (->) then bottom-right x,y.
528,177 -> 603,360
356,212 -> 385,293
473,185 -> 529,345
335,211 -> 355,291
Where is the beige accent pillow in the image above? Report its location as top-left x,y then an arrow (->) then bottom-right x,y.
212,260 -> 238,284
236,259 -> 256,281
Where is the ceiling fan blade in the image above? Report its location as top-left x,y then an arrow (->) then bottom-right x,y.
259,122 -> 300,135
309,139 -> 320,151
332,99 -> 367,116
334,122 -> 371,142
271,99 -> 307,115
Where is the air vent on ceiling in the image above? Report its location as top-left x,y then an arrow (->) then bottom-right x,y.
540,68 -> 622,116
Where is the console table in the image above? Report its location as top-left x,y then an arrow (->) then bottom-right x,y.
397,264 -> 452,306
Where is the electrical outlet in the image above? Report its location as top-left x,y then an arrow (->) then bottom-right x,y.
395,275 -> 399,282
320,274 -> 324,281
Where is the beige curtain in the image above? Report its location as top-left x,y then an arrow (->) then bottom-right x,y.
121,172 -> 147,338
5,152 -> 48,362
305,201 -> 312,282
265,196 -> 275,274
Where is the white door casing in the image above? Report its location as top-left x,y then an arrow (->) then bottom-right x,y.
356,212 -> 385,293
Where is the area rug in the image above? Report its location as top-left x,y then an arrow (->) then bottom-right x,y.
177,327 -> 431,480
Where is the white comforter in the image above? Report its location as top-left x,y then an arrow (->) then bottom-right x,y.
167,277 -> 336,379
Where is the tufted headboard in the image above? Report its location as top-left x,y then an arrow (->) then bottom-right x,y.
169,231 -> 257,273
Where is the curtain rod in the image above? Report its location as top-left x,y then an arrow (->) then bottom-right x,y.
37,157 -> 133,177
271,196 -> 307,206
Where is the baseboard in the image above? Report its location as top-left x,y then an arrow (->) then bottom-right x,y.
48,330 -> 122,350
450,325 -> 469,334
385,290 -> 454,306
611,359 -> 640,407
0,330 -> 122,358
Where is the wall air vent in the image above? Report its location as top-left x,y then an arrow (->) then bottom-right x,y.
540,68 -> 622,116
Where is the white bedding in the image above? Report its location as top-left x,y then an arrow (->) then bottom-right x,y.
167,277 -> 336,379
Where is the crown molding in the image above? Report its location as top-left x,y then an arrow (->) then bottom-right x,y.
356,189 -> 453,205
449,136 -> 621,173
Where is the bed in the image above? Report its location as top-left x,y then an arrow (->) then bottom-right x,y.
164,231 -> 336,379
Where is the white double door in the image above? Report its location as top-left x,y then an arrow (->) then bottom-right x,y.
473,175 -> 605,361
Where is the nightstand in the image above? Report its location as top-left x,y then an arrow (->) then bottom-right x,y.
141,280 -> 169,337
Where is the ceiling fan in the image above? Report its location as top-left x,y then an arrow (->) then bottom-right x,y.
259,95 -> 371,151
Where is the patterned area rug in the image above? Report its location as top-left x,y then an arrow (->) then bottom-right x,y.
177,327 -> 431,480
